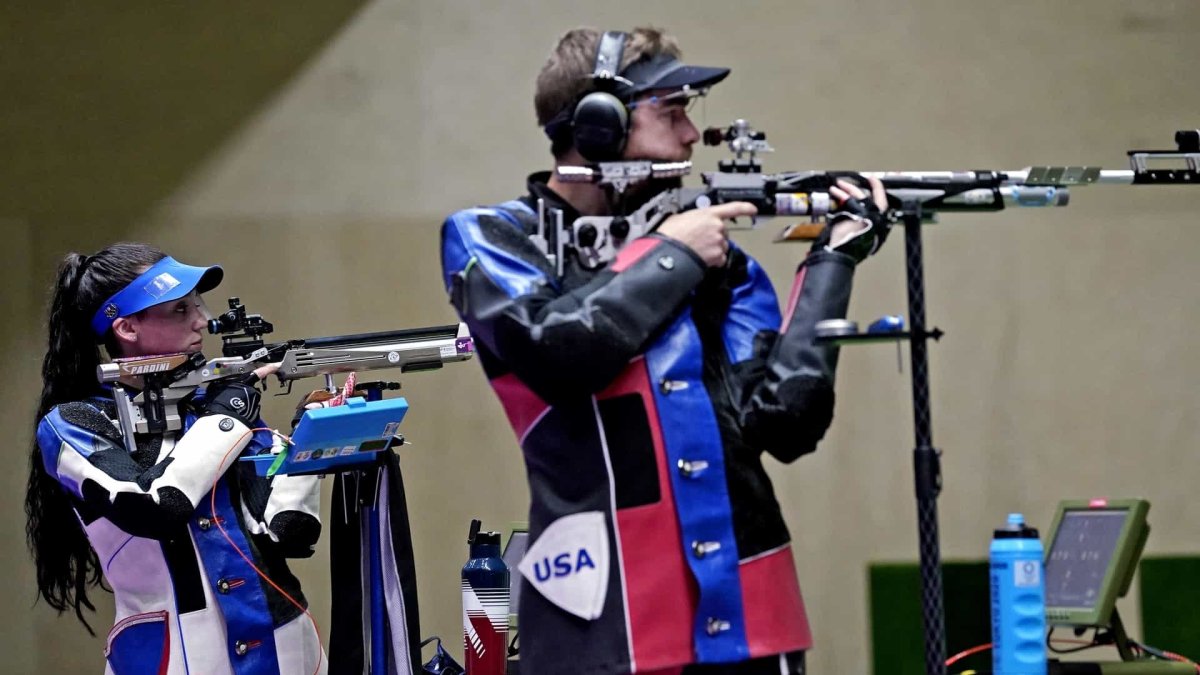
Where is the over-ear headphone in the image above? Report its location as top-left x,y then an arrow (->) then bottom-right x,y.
572,31 -> 634,162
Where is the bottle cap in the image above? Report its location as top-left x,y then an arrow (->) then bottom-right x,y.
994,513 -> 1040,539
475,531 -> 502,546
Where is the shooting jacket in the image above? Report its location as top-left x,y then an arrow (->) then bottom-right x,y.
440,174 -> 858,674
36,390 -> 324,675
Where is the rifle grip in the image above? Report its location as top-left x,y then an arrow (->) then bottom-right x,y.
774,222 -> 825,243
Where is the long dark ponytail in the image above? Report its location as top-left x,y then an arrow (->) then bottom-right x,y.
26,242 -> 166,632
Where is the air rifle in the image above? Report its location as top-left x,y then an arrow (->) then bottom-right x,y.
96,297 -> 475,454
536,122 -> 1199,271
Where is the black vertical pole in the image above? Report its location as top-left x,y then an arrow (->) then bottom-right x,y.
902,204 -> 947,675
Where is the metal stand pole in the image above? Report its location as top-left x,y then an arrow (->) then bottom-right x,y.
902,203 -> 947,675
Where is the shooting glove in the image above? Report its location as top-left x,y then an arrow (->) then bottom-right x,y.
201,375 -> 263,427
826,194 -> 892,263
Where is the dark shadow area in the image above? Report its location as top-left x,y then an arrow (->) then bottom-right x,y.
0,1 -> 369,230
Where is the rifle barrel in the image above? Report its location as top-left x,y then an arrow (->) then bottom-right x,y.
302,324 -> 461,350
847,169 -> 1133,186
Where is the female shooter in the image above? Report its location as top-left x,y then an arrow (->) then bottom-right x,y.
25,242 -> 325,674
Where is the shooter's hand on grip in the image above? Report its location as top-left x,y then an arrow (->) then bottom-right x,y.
657,201 -> 758,267
252,362 -> 281,383
290,388 -> 345,429
827,176 -> 891,262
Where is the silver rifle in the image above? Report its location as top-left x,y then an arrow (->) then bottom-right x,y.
97,301 -> 474,454
532,122 -> 1199,271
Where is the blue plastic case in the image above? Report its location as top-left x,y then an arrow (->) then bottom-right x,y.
241,396 -> 409,477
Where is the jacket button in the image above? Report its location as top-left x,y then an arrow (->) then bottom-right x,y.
197,517 -> 211,531
659,379 -> 687,394
658,255 -> 675,270
692,540 -> 721,559
217,578 -> 231,594
234,640 -> 249,656
677,459 -> 709,478
706,618 -> 732,636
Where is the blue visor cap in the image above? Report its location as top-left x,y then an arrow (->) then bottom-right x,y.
91,256 -> 223,337
622,53 -> 730,98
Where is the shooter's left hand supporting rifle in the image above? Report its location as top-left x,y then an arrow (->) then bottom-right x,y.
532,122 -> 1199,274
96,298 -> 475,454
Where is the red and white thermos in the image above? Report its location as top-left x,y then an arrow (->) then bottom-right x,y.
462,519 -> 509,675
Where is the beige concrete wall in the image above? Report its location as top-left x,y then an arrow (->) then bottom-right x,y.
4,1 -> 1199,672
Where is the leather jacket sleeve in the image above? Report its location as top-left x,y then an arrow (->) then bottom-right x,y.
739,248 -> 857,463
442,207 -> 707,403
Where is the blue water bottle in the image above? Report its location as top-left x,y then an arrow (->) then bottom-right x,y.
990,513 -> 1047,675
462,519 -> 509,675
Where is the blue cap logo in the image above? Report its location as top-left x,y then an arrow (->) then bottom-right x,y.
144,272 -> 181,300
104,303 -> 119,319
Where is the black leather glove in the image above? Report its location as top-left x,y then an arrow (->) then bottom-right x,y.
201,375 -> 262,427
827,192 -> 893,263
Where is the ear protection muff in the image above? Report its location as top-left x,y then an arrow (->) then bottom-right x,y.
572,31 -> 633,162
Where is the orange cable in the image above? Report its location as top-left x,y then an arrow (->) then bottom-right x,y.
1160,649 -> 1200,674
946,642 -> 991,666
948,636 -> 1197,672
210,426 -> 324,675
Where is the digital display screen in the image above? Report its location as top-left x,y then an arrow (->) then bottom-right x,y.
502,531 -> 529,614
1044,509 -> 1127,609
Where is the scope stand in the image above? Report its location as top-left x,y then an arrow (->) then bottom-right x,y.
818,202 -> 948,674
336,383 -> 402,675
325,439 -> 395,675
267,380 -> 416,675
899,202 -> 948,675
829,199 -> 1198,675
